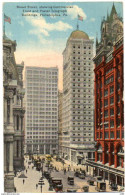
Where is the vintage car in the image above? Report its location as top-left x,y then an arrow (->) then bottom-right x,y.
55,184 -> 63,192
67,188 -> 77,192
83,185 -> 89,192
74,170 -> 80,177
96,181 -> 106,192
51,178 -> 63,192
97,176 -> 102,181
67,176 -> 74,185
78,172 -> 85,179
87,179 -> 94,185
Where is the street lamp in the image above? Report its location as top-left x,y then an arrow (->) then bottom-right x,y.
38,177 -> 44,192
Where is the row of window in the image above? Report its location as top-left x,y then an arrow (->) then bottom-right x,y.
72,45 -> 91,49
72,61 -> 92,66
97,130 -> 123,139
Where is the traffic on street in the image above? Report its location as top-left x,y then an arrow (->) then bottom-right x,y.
14,154 -> 124,193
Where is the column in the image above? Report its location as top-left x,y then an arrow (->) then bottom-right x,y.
95,151 -> 97,162
108,173 -> 110,184
114,149 -> 117,168
122,177 -> 124,187
19,116 -> 21,131
19,141 -> 21,157
21,117 -> 23,131
9,97 -> 14,124
101,69 -> 105,140
9,142 -> 13,172
50,144 -> 52,154
116,175 -> 117,185
32,144 -> 33,153
4,142 -> 7,172
113,57 -> 117,139
44,145 -> 46,155
97,168 -> 99,176
103,171 -> 105,181
102,150 -> 105,164
4,98 -> 7,123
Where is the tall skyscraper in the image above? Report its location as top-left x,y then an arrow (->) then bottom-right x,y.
25,66 -> 58,155
86,4 -> 124,186
61,30 -> 95,164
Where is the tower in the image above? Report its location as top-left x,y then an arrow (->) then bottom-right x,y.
62,30 -> 95,164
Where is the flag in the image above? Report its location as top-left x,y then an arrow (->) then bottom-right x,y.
4,14 -> 11,24
78,14 -> 83,21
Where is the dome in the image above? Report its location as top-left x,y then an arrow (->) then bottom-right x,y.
69,30 -> 89,40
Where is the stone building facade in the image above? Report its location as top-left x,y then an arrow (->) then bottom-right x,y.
3,34 -> 25,192
25,66 -> 58,155
61,30 -> 95,165
86,4 -> 124,186
58,91 -> 63,155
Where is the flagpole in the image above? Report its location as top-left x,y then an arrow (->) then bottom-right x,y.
77,15 -> 79,30
3,14 -> 5,35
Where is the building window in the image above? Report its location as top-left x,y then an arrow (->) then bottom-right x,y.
110,97 -> 114,105
117,118 -> 120,127
104,110 -> 108,117
110,120 -> 114,128
104,123 -> 108,129
105,75 -> 114,85
117,131 -> 120,139
105,132 -> 109,139
100,132 -> 102,139
110,108 -> 114,116
110,131 -> 114,139
104,99 -> 108,107
110,86 -> 114,94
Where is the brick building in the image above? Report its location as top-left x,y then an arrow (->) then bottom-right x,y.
86,4 -> 124,186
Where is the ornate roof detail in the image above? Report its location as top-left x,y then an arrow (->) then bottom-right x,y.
69,30 -> 89,40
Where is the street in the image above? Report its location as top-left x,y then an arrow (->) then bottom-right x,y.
14,156 -> 123,193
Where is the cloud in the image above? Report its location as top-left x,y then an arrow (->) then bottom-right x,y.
18,21 -> 24,26
90,18 -> 95,22
67,5 -> 87,20
25,13 -> 72,38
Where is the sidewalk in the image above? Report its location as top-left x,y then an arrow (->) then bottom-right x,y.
14,158 -> 54,193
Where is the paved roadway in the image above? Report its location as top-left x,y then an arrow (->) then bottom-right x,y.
14,156 -> 123,193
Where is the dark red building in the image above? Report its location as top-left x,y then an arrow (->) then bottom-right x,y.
86,4 -> 124,186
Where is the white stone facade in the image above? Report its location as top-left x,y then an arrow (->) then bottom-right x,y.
3,34 -> 25,192
25,66 -> 58,155
61,30 -> 95,164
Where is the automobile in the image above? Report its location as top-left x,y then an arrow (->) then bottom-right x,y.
55,184 -> 63,192
83,185 -> 89,192
67,176 -> 74,185
67,188 -> 77,192
74,170 -> 80,177
88,180 -> 94,185
97,176 -> 102,181
78,173 -> 85,179
110,183 -> 118,191
96,181 -> 106,192
51,178 -> 63,192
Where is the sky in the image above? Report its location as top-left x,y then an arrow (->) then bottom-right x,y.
3,1 -> 123,90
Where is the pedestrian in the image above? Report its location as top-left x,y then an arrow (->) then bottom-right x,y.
26,169 -> 27,174
28,165 -> 29,169
14,187 -> 16,192
36,184 -> 38,189
23,179 -> 25,184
